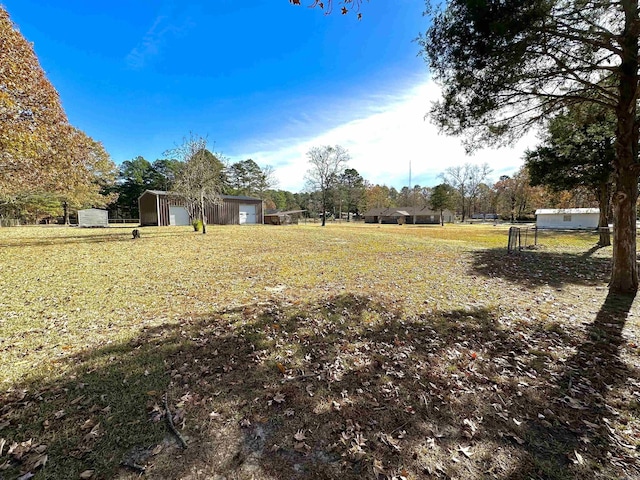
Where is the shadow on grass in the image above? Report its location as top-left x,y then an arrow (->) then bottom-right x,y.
471,248 -> 611,287
1,293 -> 638,479
503,291 -> 638,479
0,229 -> 193,248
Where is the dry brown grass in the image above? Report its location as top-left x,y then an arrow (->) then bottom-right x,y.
0,223 -> 638,479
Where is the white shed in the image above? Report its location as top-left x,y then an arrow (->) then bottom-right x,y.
535,208 -> 599,229
78,208 -> 109,228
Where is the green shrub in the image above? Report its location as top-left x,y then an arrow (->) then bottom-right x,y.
192,219 -> 203,232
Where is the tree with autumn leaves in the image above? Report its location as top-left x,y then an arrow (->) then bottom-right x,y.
0,6 -> 117,222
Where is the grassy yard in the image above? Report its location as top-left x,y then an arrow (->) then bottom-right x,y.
0,223 -> 638,479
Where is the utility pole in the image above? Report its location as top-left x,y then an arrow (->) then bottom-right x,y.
409,161 -> 416,224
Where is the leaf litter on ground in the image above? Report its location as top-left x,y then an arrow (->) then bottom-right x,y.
0,224 -> 638,479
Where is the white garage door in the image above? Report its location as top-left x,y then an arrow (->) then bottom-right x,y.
169,206 -> 190,226
239,204 -> 257,224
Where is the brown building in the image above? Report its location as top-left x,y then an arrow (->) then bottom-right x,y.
363,206 -> 454,225
138,190 -> 264,226
263,209 -> 306,225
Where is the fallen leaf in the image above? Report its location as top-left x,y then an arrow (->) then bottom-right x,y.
25,453 -> 47,471
372,457 -> 385,475
8,440 -> 32,460
80,419 -> 96,431
79,470 -> 94,479
458,445 -> 473,458
83,423 -> 101,443
345,428 -> 361,445
582,419 -> 599,429
379,433 -> 400,452
33,445 -> 47,454
463,418 -> 477,438
273,392 -> 285,404
564,396 -> 586,410
294,430 -> 307,441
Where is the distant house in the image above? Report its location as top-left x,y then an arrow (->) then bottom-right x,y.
362,208 -> 388,224
77,208 -> 109,228
264,210 -> 306,225
535,208 -> 600,229
363,207 -> 454,224
138,190 -> 264,226
471,213 -> 499,220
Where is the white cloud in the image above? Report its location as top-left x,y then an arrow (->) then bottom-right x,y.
126,9 -> 193,70
233,79 -> 539,192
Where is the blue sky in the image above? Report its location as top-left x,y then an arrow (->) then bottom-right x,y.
4,0 -> 536,191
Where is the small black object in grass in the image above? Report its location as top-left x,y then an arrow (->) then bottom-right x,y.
120,459 -> 146,474
132,229 -> 140,239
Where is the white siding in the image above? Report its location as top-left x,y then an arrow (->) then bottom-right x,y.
536,212 -> 599,229
78,209 -> 109,228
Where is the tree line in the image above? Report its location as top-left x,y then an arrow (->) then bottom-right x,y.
0,132 -> 611,229
299,144 -> 610,227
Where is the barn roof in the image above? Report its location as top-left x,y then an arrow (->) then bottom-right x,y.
389,210 -> 411,216
363,208 -> 388,216
219,194 -> 263,201
139,190 -> 262,202
363,206 -> 448,217
535,208 -> 599,215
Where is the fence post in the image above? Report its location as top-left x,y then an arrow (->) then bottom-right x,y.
508,226 -> 522,253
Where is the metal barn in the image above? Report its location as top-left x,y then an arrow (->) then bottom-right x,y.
535,208 -> 600,229
138,190 -> 264,226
